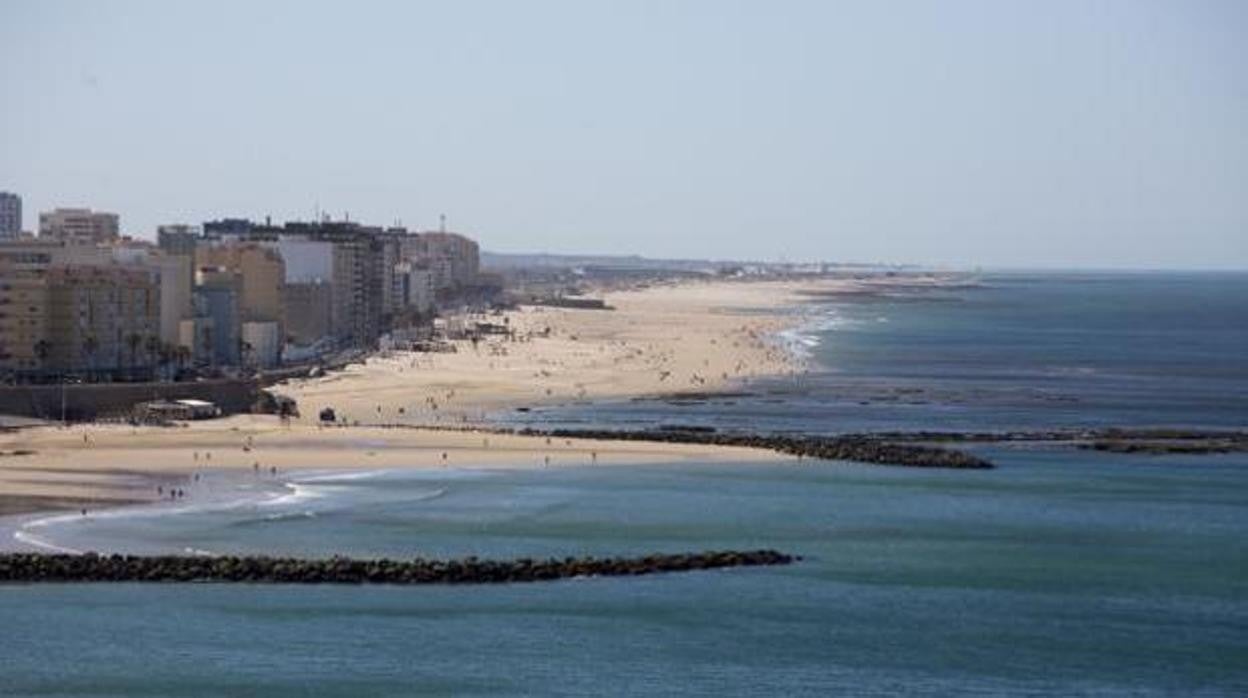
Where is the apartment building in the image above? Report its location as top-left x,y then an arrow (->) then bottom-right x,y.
0,263 -> 161,378
38,208 -> 121,244
0,192 -> 21,239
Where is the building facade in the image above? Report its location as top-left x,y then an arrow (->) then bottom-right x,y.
0,192 -> 21,239
196,242 -> 284,326
193,267 -> 241,367
281,281 -> 333,346
157,224 -> 200,256
0,264 -> 161,379
38,208 -> 121,244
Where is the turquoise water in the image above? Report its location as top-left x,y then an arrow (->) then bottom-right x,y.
3,272 -> 1247,696
4,450 -> 1247,696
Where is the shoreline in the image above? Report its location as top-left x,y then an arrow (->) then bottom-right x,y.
269,277 -> 826,426
0,273 -> 997,554
0,277 -> 832,530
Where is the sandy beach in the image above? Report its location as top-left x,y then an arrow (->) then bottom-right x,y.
272,278 -> 819,426
0,278 -> 825,523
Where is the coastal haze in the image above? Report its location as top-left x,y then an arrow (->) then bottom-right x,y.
2,2 -> 1247,697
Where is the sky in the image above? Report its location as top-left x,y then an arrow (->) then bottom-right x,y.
1,0 -> 1245,268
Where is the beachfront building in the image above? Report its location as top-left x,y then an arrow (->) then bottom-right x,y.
274,237 -> 335,348
0,192 -> 22,239
395,261 -> 435,314
281,280 -> 333,347
271,221 -> 390,348
0,263 -> 162,380
46,265 -> 162,379
193,217 -> 488,353
193,267 -> 242,367
408,231 -> 480,292
0,264 -> 51,374
195,242 -> 285,330
38,208 -> 120,245
241,320 -> 281,368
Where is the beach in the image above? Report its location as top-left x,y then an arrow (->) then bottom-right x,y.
272,278 -> 819,425
0,278 -> 819,526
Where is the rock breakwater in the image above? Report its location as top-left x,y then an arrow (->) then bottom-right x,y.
0,549 -> 795,585
517,428 -> 994,469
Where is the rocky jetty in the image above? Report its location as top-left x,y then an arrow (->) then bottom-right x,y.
0,549 -> 795,585
1081,440 -> 1247,455
834,427 -> 1248,456
517,428 -> 995,469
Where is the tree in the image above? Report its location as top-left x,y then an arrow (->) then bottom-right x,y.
175,344 -> 192,371
239,339 -> 254,368
155,340 -> 175,381
201,327 -> 214,369
82,335 -> 99,382
33,339 -> 51,373
126,332 -> 143,376
144,335 -> 161,366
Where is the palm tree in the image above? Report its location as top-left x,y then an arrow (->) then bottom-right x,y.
239,340 -> 254,368
82,335 -> 99,382
201,327 -> 214,369
156,342 -> 175,381
175,345 -> 192,373
126,332 -> 143,379
143,335 -> 161,380
33,339 -> 51,375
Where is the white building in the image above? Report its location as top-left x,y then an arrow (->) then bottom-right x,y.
272,236 -> 334,283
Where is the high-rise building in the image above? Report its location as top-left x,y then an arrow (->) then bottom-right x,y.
412,231 -> 480,289
0,262 -> 161,379
195,242 -> 285,326
157,224 -> 200,256
193,267 -> 242,366
281,281 -> 333,346
395,262 -> 435,314
38,208 -> 120,244
0,192 -> 21,238
202,218 -> 254,240
263,221 -> 389,348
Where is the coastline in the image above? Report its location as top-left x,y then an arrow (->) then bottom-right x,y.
271,277 -> 825,425
0,277 -> 829,548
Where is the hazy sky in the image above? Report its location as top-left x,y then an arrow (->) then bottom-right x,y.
2,1 -> 1245,268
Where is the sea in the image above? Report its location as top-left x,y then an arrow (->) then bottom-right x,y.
3,271 -> 1246,696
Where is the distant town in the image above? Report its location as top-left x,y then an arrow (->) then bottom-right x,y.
0,191 -> 491,380
0,190 -> 860,422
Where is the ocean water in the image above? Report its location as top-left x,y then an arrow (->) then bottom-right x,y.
503,271 -> 1248,434
5,452 -> 1248,696
3,272 -> 1247,696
